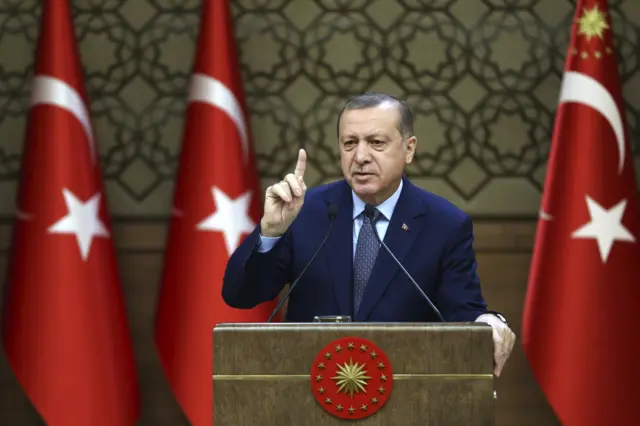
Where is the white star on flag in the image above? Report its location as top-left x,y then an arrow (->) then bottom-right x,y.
196,187 -> 255,255
47,188 -> 110,261
571,195 -> 636,263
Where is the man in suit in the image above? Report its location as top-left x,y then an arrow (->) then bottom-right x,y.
222,92 -> 515,375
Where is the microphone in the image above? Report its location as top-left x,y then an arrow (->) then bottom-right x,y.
266,203 -> 339,322
364,204 -> 445,322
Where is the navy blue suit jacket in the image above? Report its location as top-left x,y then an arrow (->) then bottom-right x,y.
222,177 -> 488,322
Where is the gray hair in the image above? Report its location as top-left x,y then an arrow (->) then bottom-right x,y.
336,92 -> 414,138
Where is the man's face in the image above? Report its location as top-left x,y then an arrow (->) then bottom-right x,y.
338,104 -> 416,205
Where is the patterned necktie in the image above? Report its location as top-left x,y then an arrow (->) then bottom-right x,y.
353,204 -> 382,314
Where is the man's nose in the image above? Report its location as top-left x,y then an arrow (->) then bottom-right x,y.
354,141 -> 370,163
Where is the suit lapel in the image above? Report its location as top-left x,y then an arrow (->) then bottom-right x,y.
354,179 -> 427,321
324,181 -> 354,316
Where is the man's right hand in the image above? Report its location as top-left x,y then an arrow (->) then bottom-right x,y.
260,148 -> 308,237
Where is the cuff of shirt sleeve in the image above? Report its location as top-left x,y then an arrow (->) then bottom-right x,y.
257,234 -> 281,252
478,310 -> 508,326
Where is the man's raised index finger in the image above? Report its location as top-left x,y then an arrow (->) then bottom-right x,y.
294,148 -> 307,179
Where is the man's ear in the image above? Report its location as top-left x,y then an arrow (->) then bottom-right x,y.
404,136 -> 417,163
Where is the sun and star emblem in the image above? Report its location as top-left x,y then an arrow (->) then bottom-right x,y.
573,4 -> 613,59
331,357 -> 372,398
577,4 -> 609,40
310,337 -> 392,420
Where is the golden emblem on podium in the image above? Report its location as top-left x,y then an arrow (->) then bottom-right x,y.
310,336 -> 393,420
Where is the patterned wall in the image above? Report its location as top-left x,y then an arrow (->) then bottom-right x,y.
0,0 -> 638,218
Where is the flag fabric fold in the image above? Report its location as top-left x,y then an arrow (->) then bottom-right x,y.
1,1 -> 140,425
153,1 -> 278,424
522,1 -> 640,425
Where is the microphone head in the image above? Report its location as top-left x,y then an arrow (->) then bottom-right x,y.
327,203 -> 338,219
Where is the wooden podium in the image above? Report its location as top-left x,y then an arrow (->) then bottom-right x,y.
213,322 -> 495,425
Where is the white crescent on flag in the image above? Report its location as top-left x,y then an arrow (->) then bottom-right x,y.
187,73 -> 249,164
558,70 -> 626,174
539,70 -> 627,222
18,76 -> 96,221
171,74 -> 250,218
30,75 -> 96,163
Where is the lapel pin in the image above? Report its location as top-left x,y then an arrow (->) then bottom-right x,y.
401,223 -> 409,231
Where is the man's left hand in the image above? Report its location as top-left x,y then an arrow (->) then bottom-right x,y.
475,313 -> 516,377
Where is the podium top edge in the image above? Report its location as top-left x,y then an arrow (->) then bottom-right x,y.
213,322 -> 492,332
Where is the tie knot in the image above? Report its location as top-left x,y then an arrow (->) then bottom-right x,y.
363,204 -> 381,223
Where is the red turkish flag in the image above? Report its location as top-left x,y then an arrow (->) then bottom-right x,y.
522,1 -> 640,425
1,1 -> 140,425
153,1 -> 278,425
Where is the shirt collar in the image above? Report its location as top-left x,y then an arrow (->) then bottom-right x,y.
352,179 -> 403,221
